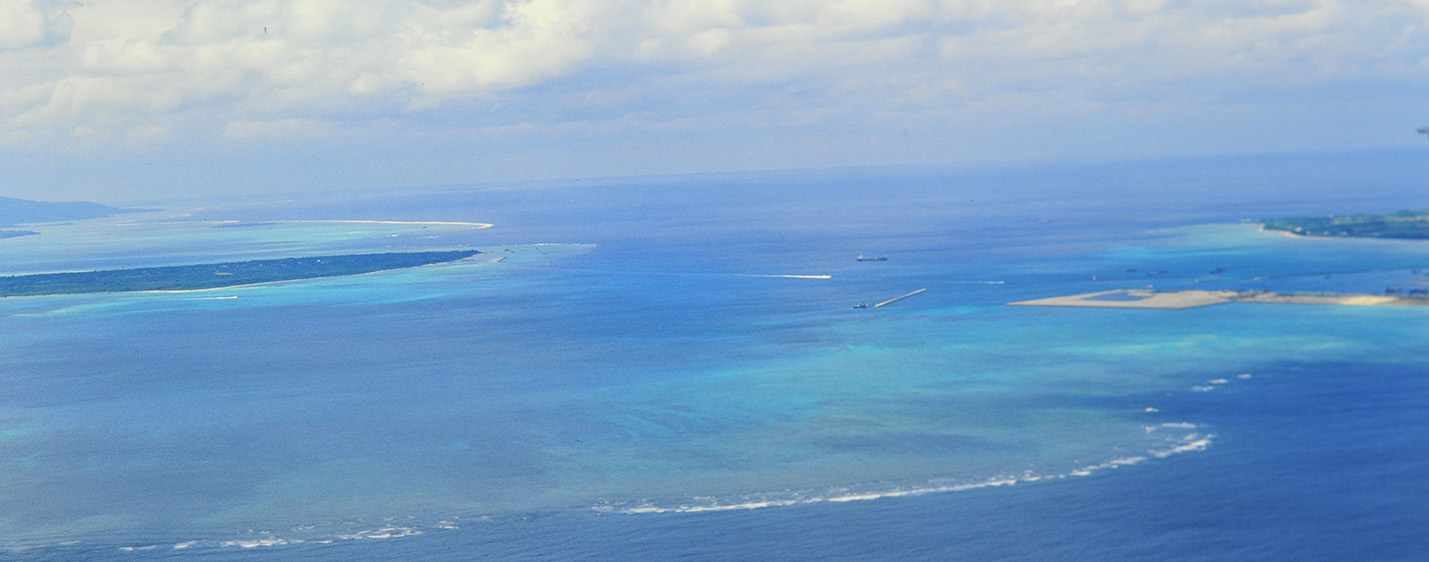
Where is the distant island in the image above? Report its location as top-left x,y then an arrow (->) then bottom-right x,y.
1262,210 -> 1429,239
0,250 -> 479,297
0,196 -> 131,228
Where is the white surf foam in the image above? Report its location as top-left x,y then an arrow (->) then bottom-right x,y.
1150,434 -> 1212,457
283,220 -> 493,228
220,538 -> 294,548
130,516 -> 467,554
337,527 -> 423,540
729,274 -> 832,279
599,427 -> 1213,515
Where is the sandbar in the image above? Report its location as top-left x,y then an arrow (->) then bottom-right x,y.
1009,289 -> 1429,310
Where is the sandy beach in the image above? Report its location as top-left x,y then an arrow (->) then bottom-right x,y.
1009,289 -> 1429,310
1008,290 -> 1239,309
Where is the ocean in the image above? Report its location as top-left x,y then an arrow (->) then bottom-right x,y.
2,151 -> 1427,560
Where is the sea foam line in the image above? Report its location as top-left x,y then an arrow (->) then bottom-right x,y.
736,274 -> 833,279
513,266 -> 831,280
597,429 -> 1213,515
280,220 -> 493,228
106,521 -> 457,555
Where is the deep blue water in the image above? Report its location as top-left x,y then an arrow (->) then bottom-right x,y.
3,150 -> 1428,560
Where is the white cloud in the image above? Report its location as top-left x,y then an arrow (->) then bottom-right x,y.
684,28 -> 731,57
396,0 -> 601,94
0,0 -> 72,50
223,118 -> 333,139
1,0 -> 1427,163
0,0 -> 49,49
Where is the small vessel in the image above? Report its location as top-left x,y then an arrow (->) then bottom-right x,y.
856,255 -> 887,261
853,302 -> 870,309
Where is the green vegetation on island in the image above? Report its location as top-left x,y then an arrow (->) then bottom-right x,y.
0,250 -> 480,297
1262,210 -> 1429,240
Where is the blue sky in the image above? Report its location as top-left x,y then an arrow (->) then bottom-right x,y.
2,0 -> 1428,202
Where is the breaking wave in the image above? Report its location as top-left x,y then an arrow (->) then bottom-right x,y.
97,517 -> 473,556
595,425 -> 1213,515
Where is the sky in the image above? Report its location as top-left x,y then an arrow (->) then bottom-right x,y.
2,0 -> 1429,202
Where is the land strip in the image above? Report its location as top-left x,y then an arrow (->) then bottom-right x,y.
0,250 -> 480,297
1261,209 -> 1429,239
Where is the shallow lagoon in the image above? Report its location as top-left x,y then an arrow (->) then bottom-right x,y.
3,152 -> 1428,559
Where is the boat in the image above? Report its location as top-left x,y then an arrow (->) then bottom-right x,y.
853,302 -> 870,309
856,255 -> 887,261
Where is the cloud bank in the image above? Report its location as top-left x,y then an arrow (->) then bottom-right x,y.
2,0 -> 1428,197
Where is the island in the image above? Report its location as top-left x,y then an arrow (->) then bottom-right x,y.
0,196 -> 132,227
0,250 -> 480,297
1011,209 -> 1429,310
1261,209 -> 1429,239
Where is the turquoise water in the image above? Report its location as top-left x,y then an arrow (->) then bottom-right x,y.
2,152 -> 1428,559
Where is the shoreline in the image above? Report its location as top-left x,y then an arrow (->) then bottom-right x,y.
1259,224 -> 1305,239
1257,222 -> 1429,242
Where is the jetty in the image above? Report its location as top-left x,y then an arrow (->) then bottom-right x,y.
874,288 -> 927,308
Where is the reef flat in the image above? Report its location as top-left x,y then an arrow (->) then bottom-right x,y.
1262,209 -> 1429,239
0,249 -> 480,297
